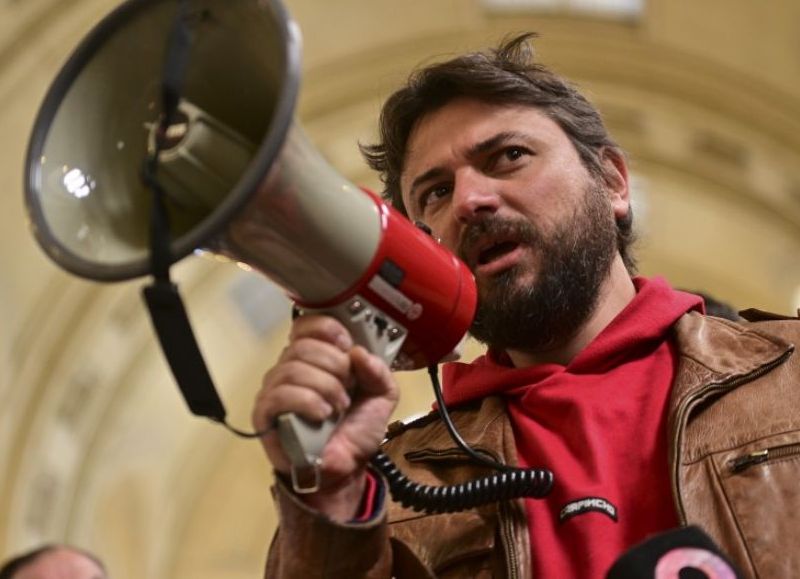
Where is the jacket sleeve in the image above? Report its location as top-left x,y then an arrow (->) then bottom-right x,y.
264,476 -> 393,578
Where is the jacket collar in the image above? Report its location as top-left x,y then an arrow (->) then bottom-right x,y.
669,311 -> 794,412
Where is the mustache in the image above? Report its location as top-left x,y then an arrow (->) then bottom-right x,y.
457,215 -> 539,266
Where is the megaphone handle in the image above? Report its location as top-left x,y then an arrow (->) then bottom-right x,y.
276,296 -> 407,494
275,413 -> 336,493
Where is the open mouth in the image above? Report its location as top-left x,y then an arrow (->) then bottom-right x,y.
478,241 -> 519,265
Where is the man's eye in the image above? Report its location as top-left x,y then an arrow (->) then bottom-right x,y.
420,185 -> 451,211
490,146 -> 530,171
505,147 -> 525,161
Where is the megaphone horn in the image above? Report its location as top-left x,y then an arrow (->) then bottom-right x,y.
26,0 -> 301,281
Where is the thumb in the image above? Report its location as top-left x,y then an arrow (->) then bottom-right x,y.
350,346 -> 396,398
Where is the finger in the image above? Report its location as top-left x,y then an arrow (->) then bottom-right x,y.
252,383 -> 336,433
289,315 -> 353,352
262,360 -> 352,414
277,338 -> 352,385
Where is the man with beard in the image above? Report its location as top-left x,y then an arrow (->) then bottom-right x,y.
254,34 -> 800,578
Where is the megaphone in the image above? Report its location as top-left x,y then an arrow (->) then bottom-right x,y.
24,0 -> 477,491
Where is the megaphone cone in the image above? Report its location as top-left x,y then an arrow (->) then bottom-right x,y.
25,0 -> 476,373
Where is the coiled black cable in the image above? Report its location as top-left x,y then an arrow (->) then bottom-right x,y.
369,365 -> 554,514
370,451 -> 552,514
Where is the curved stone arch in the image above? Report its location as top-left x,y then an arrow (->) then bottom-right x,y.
3,279 -> 149,548
298,20 -> 800,199
0,0 -> 129,550
0,275 -> 111,550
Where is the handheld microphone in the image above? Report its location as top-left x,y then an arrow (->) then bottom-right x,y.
606,526 -> 744,579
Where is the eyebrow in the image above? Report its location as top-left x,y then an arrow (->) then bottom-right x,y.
408,130 -> 531,197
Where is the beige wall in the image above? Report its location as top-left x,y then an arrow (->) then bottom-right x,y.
1,1 -> 798,577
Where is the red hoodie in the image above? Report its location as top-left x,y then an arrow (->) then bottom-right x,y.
442,277 -> 703,578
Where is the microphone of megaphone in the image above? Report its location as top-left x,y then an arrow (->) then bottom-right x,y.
23,0 -> 478,494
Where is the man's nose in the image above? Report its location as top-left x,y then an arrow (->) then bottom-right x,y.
451,169 -> 501,223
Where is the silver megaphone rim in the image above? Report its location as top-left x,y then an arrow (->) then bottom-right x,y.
24,0 -> 301,282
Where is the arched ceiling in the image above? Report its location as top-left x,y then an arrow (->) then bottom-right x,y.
1,1 -> 798,577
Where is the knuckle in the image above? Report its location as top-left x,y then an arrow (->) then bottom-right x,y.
289,337 -> 320,359
260,366 -> 280,390
292,314 -> 343,337
280,340 -> 304,360
276,359 -> 307,384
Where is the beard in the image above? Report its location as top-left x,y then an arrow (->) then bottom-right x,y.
459,181 -> 618,354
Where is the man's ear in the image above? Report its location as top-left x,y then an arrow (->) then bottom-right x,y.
600,147 -> 630,221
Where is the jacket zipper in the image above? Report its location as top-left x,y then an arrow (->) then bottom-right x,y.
729,443 -> 800,473
498,500 -> 521,579
670,348 -> 793,523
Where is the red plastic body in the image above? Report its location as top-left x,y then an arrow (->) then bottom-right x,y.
295,192 -> 477,368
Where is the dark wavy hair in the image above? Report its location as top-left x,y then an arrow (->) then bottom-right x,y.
361,32 -> 636,273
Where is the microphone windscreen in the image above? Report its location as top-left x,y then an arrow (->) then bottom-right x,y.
606,526 -> 744,579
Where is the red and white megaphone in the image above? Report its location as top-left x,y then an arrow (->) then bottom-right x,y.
23,0 -> 476,490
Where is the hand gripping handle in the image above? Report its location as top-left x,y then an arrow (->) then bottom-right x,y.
276,296 -> 406,493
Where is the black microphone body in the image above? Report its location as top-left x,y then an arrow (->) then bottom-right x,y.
606,526 -> 744,579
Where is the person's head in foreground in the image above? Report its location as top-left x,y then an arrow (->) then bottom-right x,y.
0,545 -> 106,579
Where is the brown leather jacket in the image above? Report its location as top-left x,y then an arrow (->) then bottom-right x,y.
265,311 -> 800,578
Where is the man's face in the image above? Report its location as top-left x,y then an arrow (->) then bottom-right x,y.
14,548 -> 105,579
400,98 -> 627,352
